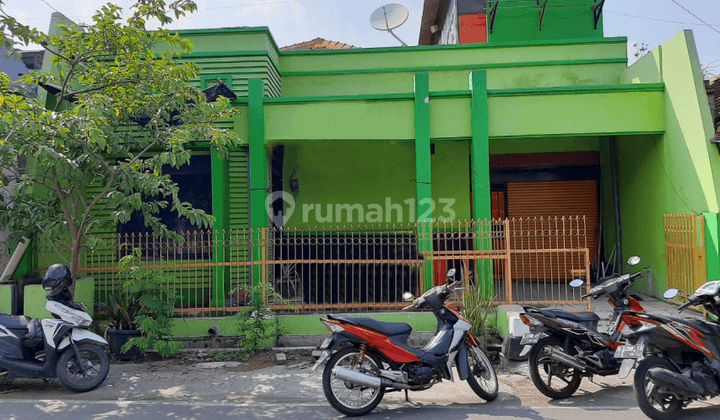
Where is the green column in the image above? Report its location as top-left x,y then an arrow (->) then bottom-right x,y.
249,79 -> 268,287
703,213 -> 720,283
469,70 -> 493,297
414,72 -> 434,291
211,149 -> 230,306
469,70 -> 490,220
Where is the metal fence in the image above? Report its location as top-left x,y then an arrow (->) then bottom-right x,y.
34,216 -> 592,316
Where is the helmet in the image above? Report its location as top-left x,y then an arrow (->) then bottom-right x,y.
42,264 -> 73,296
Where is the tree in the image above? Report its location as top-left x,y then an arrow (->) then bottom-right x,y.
0,1 -> 240,277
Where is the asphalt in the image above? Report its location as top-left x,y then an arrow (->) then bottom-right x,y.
0,293 -> 718,415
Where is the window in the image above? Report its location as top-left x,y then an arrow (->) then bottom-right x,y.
118,154 -> 212,236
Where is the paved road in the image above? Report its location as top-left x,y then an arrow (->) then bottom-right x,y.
1,358 -> 719,419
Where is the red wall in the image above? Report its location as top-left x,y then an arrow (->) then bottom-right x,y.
459,13 -> 487,44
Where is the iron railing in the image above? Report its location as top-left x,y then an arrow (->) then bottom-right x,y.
664,214 -> 706,294
34,216 -> 592,315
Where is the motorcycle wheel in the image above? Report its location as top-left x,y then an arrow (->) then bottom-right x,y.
322,346 -> 385,417
633,356 -> 683,420
56,343 -> 110,392
528,336 -> 583,399
466,343 -> 498,401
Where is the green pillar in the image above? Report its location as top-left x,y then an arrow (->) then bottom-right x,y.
704,213 -> 720,282
249,79 -> 268,287
469,70 -> 490,220
211,149 -> 230,306
414,72 -> 434,291
469,70 -> 493,297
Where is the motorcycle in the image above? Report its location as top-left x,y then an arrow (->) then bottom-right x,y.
311,268 -> 498,416
615,280 -> 720,420
0,264 -> 110,392
518,255 -> 647,398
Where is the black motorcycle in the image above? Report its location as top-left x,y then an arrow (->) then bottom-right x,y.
616,280 -> 720,420
0,264 -> 109,392
518,255 -> 647,398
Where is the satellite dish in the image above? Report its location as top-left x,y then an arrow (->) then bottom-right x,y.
370,3 -> 409,46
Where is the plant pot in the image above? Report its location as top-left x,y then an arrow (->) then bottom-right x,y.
107,328 -> 142,360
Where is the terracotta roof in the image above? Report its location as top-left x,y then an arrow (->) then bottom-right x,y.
280,37 -> 357,51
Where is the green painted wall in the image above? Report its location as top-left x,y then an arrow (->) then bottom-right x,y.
617,31 -> 720,297
490,136 -> 599,154
0,284 -> 13,314
169,312 -> 438,337
263,88 -> 664,143
282,142 -> 417,227
279,140 -> 473,228
488,0 -> 603,43
279,38 -> 625,75
281,63 -> 625,97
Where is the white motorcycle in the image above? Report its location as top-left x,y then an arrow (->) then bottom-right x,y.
0,264 -> 109,392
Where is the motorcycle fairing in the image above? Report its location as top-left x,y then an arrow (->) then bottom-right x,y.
58,329 -> 108,351
45,300 -> 92,327
0,324 -> 25,359
329,321 -> 421,363
623,312 -> 717,359
525,312 -> 614,348
41,318 -> 74,349
0,324 -> 18,339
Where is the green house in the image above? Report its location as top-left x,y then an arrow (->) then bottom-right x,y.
11,0 -> 720,326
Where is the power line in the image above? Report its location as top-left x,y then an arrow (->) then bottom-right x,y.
606,11 -> 719,27
670,0 -> 720,36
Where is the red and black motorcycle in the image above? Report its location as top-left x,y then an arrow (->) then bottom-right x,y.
615,280 -> 720,420
311,269 -> 498,416
519,256 -> 647,399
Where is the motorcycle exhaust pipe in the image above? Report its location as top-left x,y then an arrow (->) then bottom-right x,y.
648,367 -> 704,398
332,367 -> 415,390
544,346 -> 587,371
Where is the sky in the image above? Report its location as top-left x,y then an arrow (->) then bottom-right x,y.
3,0 -> 720,75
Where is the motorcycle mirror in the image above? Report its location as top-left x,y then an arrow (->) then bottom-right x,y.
663,288 -> 679,299
402,292 -> 414,301
446,268 -> 456,278
569,279 -> 584,288
627,255 -> 641,266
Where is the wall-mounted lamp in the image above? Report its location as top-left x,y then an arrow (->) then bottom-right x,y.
290,179 -> 300,193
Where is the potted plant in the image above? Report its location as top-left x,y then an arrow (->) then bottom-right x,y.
102,284 -> 144,360
462,280 -> 497,351
101,248 -> 182,359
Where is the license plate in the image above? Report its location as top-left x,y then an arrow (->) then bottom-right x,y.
520,333 -> 542,345
318,337 -> 331,350
615,343 -> 645,359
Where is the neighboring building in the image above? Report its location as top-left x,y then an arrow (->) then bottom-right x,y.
419,0 -> 603,45
19,2 -> 720,313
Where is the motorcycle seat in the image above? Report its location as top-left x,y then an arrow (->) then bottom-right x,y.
328,314 -> 412,336
0,314 -> 30,331
534,309 -> 600,324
